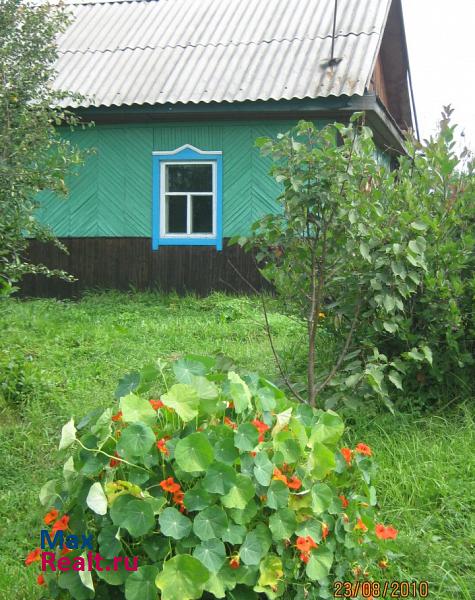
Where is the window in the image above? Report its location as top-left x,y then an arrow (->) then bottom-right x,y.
152,145 -> 223,250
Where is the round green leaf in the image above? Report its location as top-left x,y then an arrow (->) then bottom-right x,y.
239,526 -> 271,566
118,498 -> 155,537
269,508 -> 297,540
39,479 -> 58,507
125,565 -> 160,600
305,546 -> 334,582
117,422 -> 155,460
311,483 -> 333,515
214,437 -> 239,464
98,525 -> 122,559
58,570 -> 94,600
161,383 -> 199,422
221,522 -> 246,544
96,559 -> 129,586
190,375 -> 219,399
253,451 -> 273,487
308,442 -> 336,480
295,519 -> 322,542
193,539 -> 226,573
175,433 -> 214,472
110,494 -> 135,525
202,462 -> 237,495
173,359 -> 206,384
159,507 -> 192,540
193,506 -> 228,541
227,499 -> 258,525
184,485 -> 213,512
234,423 -> 259,451
156,555 -> 210,600
308,411 -> 344,447
274,432 -> 301,463
258,555 -> 283,588
86,482 -> 107,516
120,393 -> 157,426
265,480 -> 289,509
59,418 -> 77,450
221,474 -> 255,509
228,372 -> 252,413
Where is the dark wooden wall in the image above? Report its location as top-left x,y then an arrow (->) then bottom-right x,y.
19,238 -> 267,298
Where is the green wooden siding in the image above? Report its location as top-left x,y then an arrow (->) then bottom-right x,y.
37,119 -> 325,238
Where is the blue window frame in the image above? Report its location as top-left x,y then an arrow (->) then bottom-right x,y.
152,145 -> 223,250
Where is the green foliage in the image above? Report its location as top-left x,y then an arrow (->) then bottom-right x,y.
373,107 -> 475,407
235,110 -> 475,410
31,357 -> 396,599
1,293 -> 473,599
0,0 -> 87,290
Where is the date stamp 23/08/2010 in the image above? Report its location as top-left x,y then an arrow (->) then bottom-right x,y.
334,581 -> 430,598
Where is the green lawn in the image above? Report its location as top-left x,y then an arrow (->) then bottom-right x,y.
0,293 -> 473,599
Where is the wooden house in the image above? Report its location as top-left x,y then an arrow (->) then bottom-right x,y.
24,0 -> 415,296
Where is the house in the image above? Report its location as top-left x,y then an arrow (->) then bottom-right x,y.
23,0 -> 415,296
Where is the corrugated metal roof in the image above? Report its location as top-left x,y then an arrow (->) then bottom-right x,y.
55,0 -> 392,108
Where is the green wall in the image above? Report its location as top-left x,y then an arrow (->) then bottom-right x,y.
37,119 -> 325,238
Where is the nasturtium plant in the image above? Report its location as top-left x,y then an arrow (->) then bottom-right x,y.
30,357 -> 399,599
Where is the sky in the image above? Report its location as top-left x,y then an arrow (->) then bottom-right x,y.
401,0 -> 475,150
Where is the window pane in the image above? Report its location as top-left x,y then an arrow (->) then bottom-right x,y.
191,195 -> 213,234
166,195 -> 187,233
166,164 -> 212,192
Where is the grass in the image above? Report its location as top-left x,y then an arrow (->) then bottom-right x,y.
0,292 -> 473,599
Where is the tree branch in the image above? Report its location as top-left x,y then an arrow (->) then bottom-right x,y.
314,298 -> 362,395
227,259 -> 306,404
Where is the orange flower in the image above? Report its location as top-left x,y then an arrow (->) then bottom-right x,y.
51,515 -> 69,534
109,451 -> 120,468
300,552 -> 310,563
354,518 -> 368,533
251,419 -> 270,442
43,509 -> 59,525
173,490 -> 185,505
228,401 -> 235,410
224,417 -> 237,430
321,523 -> 329,541
375,524 -> 398,540
339,495 -> 349,509
111,411 -> 122,422
295,536 -> 317,553
355,443 -> 372,457
61,547 -> 72,555
160,477 -> 181,494
250,451 -> 257,458
272,468 -> 288,485
157,437 -> 170,456
149,399 -> 164,410
378,559 -> 389,569
37,574 -> 45,586
287,476 -> 302,491
25,548 -> 41,566
229,556 -> 240,569
341,447 -> 352,465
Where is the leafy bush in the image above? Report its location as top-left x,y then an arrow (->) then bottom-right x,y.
234,110 -> 474,410
29,357 -> 398,599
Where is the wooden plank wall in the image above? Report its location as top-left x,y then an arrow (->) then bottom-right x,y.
19,238 -> 268,298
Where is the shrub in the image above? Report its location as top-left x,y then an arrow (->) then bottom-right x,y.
29,357 -> 398,599
235,110 -> 475,411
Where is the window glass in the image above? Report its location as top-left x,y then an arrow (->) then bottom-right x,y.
166,195 -> 187,233
191,195 -> 213,233
166,164 -> 212,193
